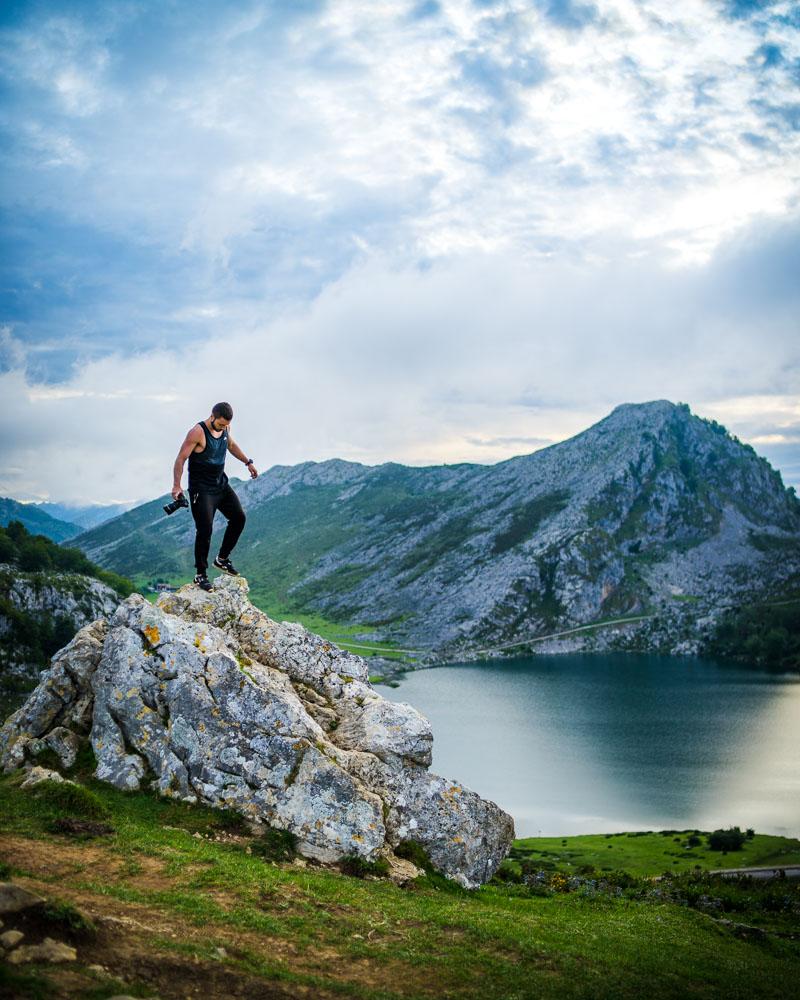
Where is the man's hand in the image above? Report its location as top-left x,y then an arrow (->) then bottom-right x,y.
248,464 -> 258,479
171,485 -> 184,500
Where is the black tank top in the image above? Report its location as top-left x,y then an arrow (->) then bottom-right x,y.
188,421 -> 229,493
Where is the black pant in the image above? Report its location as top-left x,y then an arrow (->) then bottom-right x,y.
189,484 -> 246,574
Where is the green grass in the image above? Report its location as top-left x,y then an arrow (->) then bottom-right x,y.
0,759 -> 798,1000
505,830 -> 800,877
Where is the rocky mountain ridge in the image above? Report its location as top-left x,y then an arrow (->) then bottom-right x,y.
70,401 -> 800,661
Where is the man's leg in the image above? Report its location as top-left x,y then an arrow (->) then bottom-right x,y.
215,484 -> 246,560
190,491 -> 218,574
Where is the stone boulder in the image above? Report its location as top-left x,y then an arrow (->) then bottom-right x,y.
0,576 -> 514,888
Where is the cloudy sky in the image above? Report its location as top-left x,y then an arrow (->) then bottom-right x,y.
1,0 -> 798,505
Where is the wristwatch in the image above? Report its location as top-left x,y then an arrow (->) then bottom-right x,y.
245,458 -> 254,466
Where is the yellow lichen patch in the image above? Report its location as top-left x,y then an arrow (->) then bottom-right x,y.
193,632 -> 211,653
351,833 -> 364,842
198,722 -> 206,733
452,835 -> 464,844
135,706 -> 152,720
114,690 -> 124,702
143,624 -> 161,647
126,687 -> 140,699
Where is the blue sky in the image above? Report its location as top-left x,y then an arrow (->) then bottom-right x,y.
0,0 -> 798,503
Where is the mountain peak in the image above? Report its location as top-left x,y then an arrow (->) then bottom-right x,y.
600,399 -> 683,430
69,401 -> 799,661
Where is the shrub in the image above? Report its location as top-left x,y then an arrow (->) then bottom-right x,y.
395,838 -> 436,873
213,807 -> 251,835
47,817 -> 116,838
41,899 -> 96,938
31,780 -> 110,820
708,826 -> 747,852
250,826 -> 299,862
602,869 -> 639,889
492,864 -> 524,884
0,534 -> 15,562
338,854 -> 391,879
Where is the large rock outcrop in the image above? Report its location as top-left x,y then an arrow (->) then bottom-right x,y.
0,575 -> 514,888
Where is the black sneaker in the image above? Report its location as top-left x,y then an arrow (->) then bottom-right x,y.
213,555 -> 239,576
194,573 -> 213,592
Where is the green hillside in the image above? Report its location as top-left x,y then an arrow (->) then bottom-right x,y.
508,829 -> 800,877
0,497 -> 81,543
0,757 -> 798,1000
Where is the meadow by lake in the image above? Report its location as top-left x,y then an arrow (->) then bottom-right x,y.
381,652 -> 800,839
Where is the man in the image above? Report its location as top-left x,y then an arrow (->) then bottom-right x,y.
171,401 -> 258,591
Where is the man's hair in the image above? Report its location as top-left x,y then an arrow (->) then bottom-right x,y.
212,401 -> 233,420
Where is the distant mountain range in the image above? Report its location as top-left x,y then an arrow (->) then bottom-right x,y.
65,400 -> 800,662
0,498 -> 136,542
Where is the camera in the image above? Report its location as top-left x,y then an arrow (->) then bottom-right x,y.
164,493 -> 189,515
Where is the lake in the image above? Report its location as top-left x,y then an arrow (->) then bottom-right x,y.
380,652 -> 800,839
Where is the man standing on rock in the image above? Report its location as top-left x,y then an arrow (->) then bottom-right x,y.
171,401 -> 258,591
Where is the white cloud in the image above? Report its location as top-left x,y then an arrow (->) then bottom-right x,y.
3,0 -> 798,269
1,1 -> 799,501
1,230 -> 798,502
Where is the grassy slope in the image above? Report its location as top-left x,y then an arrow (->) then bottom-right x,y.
509,831 -> 800,877
1,760 -> 798,1000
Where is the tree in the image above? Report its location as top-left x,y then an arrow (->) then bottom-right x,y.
707,826 -> 746,852
0,533 -> 15,563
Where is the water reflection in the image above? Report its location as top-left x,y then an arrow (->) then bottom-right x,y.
382,653 -> 800,838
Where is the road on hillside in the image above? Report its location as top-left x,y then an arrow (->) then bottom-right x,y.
653,865 -> 800,881
708,865 -> 800,880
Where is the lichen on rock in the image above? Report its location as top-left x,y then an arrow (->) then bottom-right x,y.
0,575 -> 514,888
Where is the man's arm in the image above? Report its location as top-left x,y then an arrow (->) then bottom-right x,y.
227,436 -> 251,465
172,427 -> 202,496
228,436 -> 258,478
